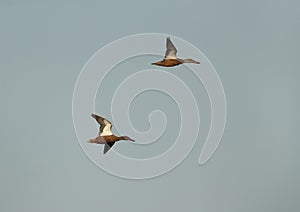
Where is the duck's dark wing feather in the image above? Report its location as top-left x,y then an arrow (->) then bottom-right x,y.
103,142 -> 115,154
164,37 -> 177,59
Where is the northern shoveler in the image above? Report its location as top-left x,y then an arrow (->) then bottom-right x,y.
152,37 -> 200,67
88,114 -> 135,154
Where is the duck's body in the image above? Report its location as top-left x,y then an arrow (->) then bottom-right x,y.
89,135 -> 125,144
88,114 -> 134,154
152,37 -> 200,67
152,59 -> 182,67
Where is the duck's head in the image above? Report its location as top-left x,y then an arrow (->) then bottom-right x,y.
121,136 -> 135,142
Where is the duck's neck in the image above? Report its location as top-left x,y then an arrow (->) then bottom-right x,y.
181,59 -> 199,64
118,136 -> 126,141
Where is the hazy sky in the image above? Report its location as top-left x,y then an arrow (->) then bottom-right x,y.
0,0 -> 299,211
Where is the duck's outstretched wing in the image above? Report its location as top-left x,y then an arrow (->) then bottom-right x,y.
164,37 -> 177,59
103,142 -> 115,154
91,114 -> 113,136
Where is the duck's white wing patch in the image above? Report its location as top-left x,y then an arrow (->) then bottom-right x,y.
91,114 -> 113,136
164,37 -> 177,59
165,49 -> 177,59
100,119 -> 113,136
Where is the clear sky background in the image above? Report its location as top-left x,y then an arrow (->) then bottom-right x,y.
1,0 -> 299,211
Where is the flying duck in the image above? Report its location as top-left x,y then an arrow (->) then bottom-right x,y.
152,37 -> 200,67
88,114 -> 135,154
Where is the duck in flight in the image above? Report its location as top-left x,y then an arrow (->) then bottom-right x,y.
88,114 -> 135,154
152,37 -> 200,67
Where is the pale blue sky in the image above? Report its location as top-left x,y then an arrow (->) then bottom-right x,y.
0,0 -> 299,211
